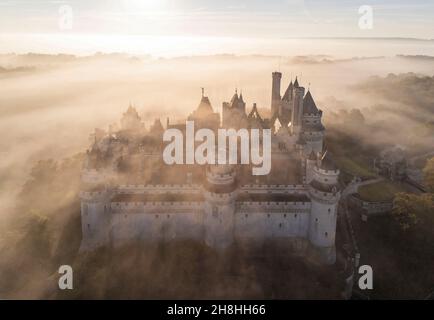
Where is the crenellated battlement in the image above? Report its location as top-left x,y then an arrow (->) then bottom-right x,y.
111,201 -> 203,214
117,184 -> 201,193
80,190 -> 110,201
308,185 -> 341,203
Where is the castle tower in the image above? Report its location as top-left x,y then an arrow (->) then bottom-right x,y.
271,72 -> 282,115
79,164 -> 112,251
307,151 -> 340,264
291,83 -> 305,136
203,164 -> 237,249
301,90 -> 324,154
305,150 -> 317,184
121,104 -> 143,133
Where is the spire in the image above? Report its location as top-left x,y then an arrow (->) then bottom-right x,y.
150,118 -> 164,133
302,90 -> 320,114
294,77 -> 299,88
201,87 -> 204,97
282,80 -> 294,101
230,89 -> 239,107
197,93 -> 213,114
248,103 -> 262,119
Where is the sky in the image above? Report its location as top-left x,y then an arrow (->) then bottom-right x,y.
0,0 -> 433,55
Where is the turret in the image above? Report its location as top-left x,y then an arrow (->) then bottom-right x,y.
307,151 -> 340,264
79,162 -> 112,251
271,72 -> 282,115
301,90 -> 324,154
188,90 -> 220,131
291,85 -> 305,136
305,150 -> 317,184
203,164 -> 237,249
120,104 -> 143,132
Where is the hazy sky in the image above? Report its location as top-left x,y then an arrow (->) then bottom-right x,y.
0,0 -> 433,55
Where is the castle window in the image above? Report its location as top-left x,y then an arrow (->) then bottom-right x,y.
267,214 -> 270,218
315,218 -> 319,223
155,214 -> 159,218
284,214 -> 287,218
245,214 -> 248,218
87,224 -> 90,230
325,232 -> 328,237
167,215 -> 170,219
294,214 -> 297,218
328,208 -> 331,213
279,223 -> 282,228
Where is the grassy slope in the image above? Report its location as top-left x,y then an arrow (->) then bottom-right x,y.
357,181 -> 409,202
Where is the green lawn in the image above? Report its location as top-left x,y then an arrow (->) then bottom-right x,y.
358,181 -> 407,202
334,155 -> 377,178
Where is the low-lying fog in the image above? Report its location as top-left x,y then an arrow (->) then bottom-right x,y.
1,51 -> 434,222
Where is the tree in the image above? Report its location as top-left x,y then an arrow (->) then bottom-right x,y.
393,192 -> 434,230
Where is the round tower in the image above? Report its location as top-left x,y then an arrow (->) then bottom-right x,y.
79,166 -> 112,251
307,152 -> 340,264
271,71 -> 282,115
305,150 -> 317,184
203,164 -> 237,250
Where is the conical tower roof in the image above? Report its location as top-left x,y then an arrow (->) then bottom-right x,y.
282,81 -> 293,101
303,90 -> 320,114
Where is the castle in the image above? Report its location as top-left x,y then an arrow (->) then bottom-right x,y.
80,72 -> 341,265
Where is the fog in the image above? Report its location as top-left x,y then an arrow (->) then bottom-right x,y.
0,50 -> 434,298
2,52 -> 434,214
